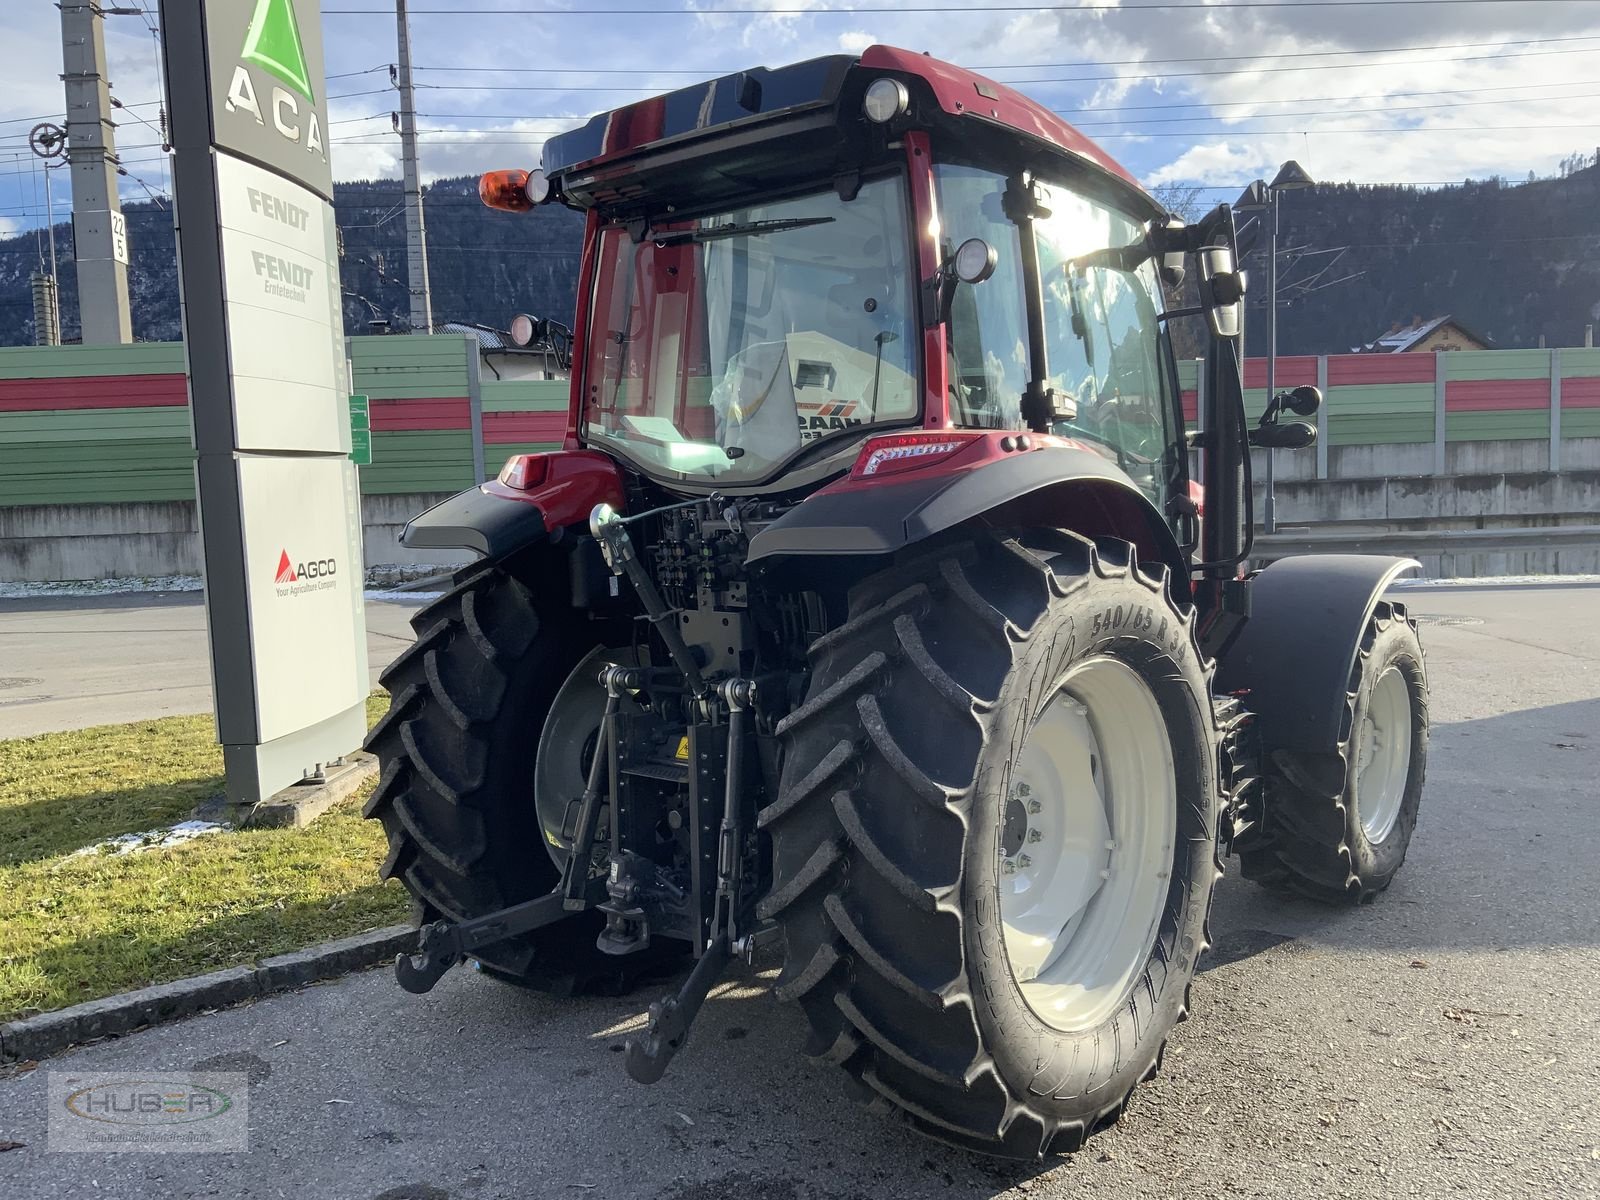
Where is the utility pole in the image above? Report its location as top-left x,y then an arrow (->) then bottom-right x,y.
60,0 -> 132,344
1236,160 -> 1314,534
395,0 -> 433,332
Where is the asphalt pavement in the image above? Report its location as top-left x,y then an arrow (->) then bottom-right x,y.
0,591 -> 421,738
0,581 -> 1597,1198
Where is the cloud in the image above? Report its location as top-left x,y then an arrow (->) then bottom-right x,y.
1147,141 -> 1269,186
5,0 -> 1600,235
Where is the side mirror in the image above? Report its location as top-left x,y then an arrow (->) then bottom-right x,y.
1197,244 -> 1244,340
1250,421 -> 1316,449
1285,384 -> 1322,416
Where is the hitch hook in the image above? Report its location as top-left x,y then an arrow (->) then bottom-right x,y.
624,934 -> 732,1084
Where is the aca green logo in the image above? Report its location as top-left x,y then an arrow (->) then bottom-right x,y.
225,0 -> 326,163
242,0 -> 314,101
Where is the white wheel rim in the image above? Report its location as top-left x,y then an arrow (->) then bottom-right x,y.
998,656 -> 1177,1033
1356,664 -> 1412,844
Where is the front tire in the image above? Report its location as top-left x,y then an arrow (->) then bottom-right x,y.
761,530 -> 1220,1159
1239,599 -> 1429,904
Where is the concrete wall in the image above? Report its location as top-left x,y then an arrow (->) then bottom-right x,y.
1252,469 -> 1600,577
0,494 -> 459,584
1260,469 -> 1600,528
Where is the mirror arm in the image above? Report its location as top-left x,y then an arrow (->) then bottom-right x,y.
921,269 -> 952,329
1158,305 -> 1204,323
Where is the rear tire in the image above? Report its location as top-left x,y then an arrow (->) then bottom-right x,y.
364,561 -> 678,994
1239,599 -> 1429,905
761,530 -> 1220,1159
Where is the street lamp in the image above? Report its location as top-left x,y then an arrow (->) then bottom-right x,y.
1236,159 -> 1316,534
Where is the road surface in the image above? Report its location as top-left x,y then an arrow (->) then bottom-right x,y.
0,591 -> 421,738
0,582 -> 1596,1198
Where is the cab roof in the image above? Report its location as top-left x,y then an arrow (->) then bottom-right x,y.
542,45 -> 1152,210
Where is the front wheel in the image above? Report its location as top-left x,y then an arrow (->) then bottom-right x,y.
761,530 -> 1221,1159
1239,600 -> 1429,904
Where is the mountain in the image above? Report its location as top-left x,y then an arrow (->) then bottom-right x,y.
1239,165 -> 1600,356
0,174 -> 585,345
1,168 -> 1596,353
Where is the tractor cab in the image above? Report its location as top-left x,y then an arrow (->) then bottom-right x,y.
482,47 -> 1217,532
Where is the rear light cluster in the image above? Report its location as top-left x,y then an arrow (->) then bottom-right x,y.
850,432 -> 983,479
498,454 -> 549,490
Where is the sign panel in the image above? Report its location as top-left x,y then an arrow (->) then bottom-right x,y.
349,394 -> 371,464
205,0 -> 333,200
237,454 -> 366,740
109,211 -> 129,265
214,155 -> 346,451
162,0 -> 365,805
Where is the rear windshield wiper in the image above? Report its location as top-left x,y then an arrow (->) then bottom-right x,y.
651,216 -> 835,246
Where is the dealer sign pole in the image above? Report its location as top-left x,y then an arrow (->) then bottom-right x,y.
159,0 -> 368,805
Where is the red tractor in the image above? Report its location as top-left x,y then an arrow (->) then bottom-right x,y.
368,47 -> 1429,1159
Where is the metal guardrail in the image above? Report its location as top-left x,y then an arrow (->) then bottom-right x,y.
1252,525 -> 1600,561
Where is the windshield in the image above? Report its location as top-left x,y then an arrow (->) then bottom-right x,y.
582,176 -> 918,482
935,164 -> 1182,509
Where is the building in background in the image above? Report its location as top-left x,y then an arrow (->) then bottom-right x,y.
1353,315 -> 1490,354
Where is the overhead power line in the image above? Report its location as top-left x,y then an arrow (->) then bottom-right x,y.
1065,90 -> 1600,128
6,32 -> 1595,136
329,120 -> 1600,146
397,43 -> 1600,94
322,0 -> 1597,14
404,79 -> 1600,127
408,33 -> 1600,76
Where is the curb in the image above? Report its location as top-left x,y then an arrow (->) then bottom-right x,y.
0,924 -> 417,1064
242,753 -> 380,828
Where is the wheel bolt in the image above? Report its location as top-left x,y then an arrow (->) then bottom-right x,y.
1002,859 -> 1016,875
1017,855 -> 1032,869
1027,799 -> 1042,814
1027,829 -> 1043,844
1015,783 -> 1032,798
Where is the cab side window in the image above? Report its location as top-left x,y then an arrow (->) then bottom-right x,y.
933,164 -> 1028,430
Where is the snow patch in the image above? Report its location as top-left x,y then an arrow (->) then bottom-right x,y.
1392,575 -> 1600,588
70,819 -> 232,858
364,590 -> 447,604
0,575 -> 203,599
0,565 -> 467,601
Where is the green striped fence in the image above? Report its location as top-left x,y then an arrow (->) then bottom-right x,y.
0,336 -> 570,508
2,344 -> 1596,510
1176,348 -> 1599,478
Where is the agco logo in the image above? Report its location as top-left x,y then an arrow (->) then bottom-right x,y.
225,0 -> 326,164
275,548 -> 337,590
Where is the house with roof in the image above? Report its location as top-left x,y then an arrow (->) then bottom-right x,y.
1352,315 -> 1490,354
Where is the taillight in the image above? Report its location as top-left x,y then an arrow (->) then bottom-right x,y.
498,454 -> 549,490
479,169 -> 534,212
850,431 -> 983,480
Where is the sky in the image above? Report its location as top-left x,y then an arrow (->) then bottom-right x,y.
4,0 -> 1600,242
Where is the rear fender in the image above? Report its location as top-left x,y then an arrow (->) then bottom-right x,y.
1215,554 -> 1420,790
400,450 -> 623,559
746,440 -> 1190,598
